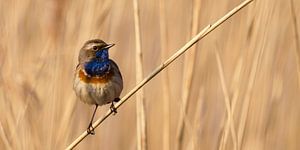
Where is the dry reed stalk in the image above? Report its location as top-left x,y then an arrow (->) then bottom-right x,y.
218,57 -> 243,150
66,1 -> 253,148
289,0 -> 300,88
214,48 -> 237,150
0,81 -> 16,149
56,95 -> 77,146
237,9 -> 268,150
186,87 -> 205,150
176,0 -> 201,149
0,121 -> 11,150
133,0 -> 147,149
237,41 -> 264,150
159,0 -> 171,150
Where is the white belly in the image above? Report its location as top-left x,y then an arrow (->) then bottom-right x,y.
73,71 -> 123,106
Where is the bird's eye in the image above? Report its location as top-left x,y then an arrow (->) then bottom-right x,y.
92,46 -> 98,51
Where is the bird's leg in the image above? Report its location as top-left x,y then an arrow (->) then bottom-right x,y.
110,100 -> 118,115
87,104 -> 98,135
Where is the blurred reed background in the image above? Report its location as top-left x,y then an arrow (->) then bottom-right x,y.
0,0 -> 299,149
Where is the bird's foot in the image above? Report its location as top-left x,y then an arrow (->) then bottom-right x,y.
87,123 -> 95,135
110,102 -> 118,115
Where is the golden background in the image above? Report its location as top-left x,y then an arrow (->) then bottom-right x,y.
0,0 -> 299,149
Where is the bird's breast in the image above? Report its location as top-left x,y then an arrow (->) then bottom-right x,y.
73,64 -> 123,106
78,69 -> 113,84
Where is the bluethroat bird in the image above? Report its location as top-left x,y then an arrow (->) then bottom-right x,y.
73,39 -> 123,135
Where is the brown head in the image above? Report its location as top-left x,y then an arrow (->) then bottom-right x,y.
78,39 -> 115,64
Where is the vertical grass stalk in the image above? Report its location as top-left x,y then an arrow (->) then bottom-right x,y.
289,0 -> 300,88
133,0 -> 147,150
159,0 -> 171,150
176,0 -> 201,149
237,11 -> 267,150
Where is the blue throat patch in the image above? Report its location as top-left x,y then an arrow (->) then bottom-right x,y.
84,49 -> 110,76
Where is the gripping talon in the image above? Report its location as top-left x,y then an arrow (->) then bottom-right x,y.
110,102 -> 117,115
87,123 -> 95,135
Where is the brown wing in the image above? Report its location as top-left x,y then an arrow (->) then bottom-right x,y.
109,59 -> 123,80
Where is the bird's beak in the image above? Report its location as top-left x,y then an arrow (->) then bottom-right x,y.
104,43 -> 115,49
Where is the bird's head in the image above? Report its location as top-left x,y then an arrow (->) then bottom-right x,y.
78,39 -> 115,64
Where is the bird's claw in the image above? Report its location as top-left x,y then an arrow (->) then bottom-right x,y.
110,102 -> 117,115
87,123 -> 95,135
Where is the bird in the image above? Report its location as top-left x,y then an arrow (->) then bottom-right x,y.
73,39 -> 123,135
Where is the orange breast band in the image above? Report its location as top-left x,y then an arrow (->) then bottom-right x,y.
79,69 -> 113,84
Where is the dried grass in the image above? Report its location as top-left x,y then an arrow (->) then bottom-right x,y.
133,0 -> 148,149
1,0 -> 299,149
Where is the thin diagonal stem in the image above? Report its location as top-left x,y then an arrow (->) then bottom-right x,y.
215,48 -> 237,150
66,1 -> 253,149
